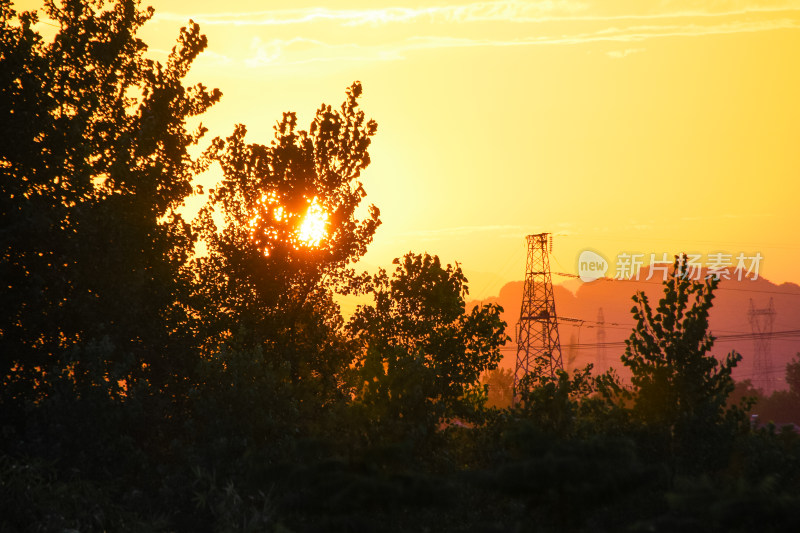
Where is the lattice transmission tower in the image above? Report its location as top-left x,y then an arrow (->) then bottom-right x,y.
748,298 -> 777,393
514,233 -> 563,392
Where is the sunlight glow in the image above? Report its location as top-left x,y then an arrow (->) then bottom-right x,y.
297,198 -> 329,247
247,193 -> 329,256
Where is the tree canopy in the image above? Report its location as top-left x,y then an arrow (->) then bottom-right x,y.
348,253 -> 508,426
1,0 -> 220,405
621,256 -> 742,429
191,83 -> 379,342
620,255 -> 747,475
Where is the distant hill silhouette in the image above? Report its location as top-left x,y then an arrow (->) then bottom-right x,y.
470,273 -> 800,393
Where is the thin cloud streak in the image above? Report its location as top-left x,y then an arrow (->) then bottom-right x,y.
152,2 -> 800,28
606,47 -> 644,59
395,225 -> 526,238
153,1 -> 588,27
147,1 -> 800,70
237,17 -> 800,69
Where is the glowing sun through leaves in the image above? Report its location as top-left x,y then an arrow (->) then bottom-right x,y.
297,198 -> 329,247
247,193 -> 329,256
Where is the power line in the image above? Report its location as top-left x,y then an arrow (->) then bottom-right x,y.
560,316 -> 631,329
500,329 -> 800,351
551,271 -> 800,297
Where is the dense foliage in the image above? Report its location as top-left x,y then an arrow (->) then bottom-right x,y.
1,0 -> 219,407
2,2 -> 800,531
620,263 -> 749,476
348,253 -> 507,431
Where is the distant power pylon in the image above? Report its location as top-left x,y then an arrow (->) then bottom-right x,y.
514,233 -> 563,392
596,307 -> 607,372
748,298 -> 777,393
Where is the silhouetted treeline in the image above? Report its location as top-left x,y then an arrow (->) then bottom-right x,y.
730,362 -> 800,428
2,2 -> 800,532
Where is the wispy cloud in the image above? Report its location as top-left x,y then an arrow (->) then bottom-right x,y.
606,47 -> 644,59
235,17 -> 800,68
153,1 -> 589,27
396,224 -> 525,238
148,2 -> 800,70
153,1 -> 800,27
194,49 -> 234,67
244,37 -> 333,67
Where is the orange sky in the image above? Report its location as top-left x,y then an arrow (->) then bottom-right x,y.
20,0 -> 800,307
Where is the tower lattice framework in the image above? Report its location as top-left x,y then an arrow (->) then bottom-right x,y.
514,233 -> 563,391
748,298 -> 776,393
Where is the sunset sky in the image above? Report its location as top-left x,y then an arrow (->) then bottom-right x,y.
22,0 -> 800,303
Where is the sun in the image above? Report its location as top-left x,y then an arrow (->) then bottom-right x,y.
297,198 -> 329,247
248,194 -> 329,254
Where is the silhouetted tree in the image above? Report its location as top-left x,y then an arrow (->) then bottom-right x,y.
740,357 -> 800,427
0,0 -> 219,410
730,379 -> 762,412
787,354 -> 800,397
348,253 -> 508,430
483,367 -> 514,408
621,256 -> 747,475
191,82 -> 379,405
